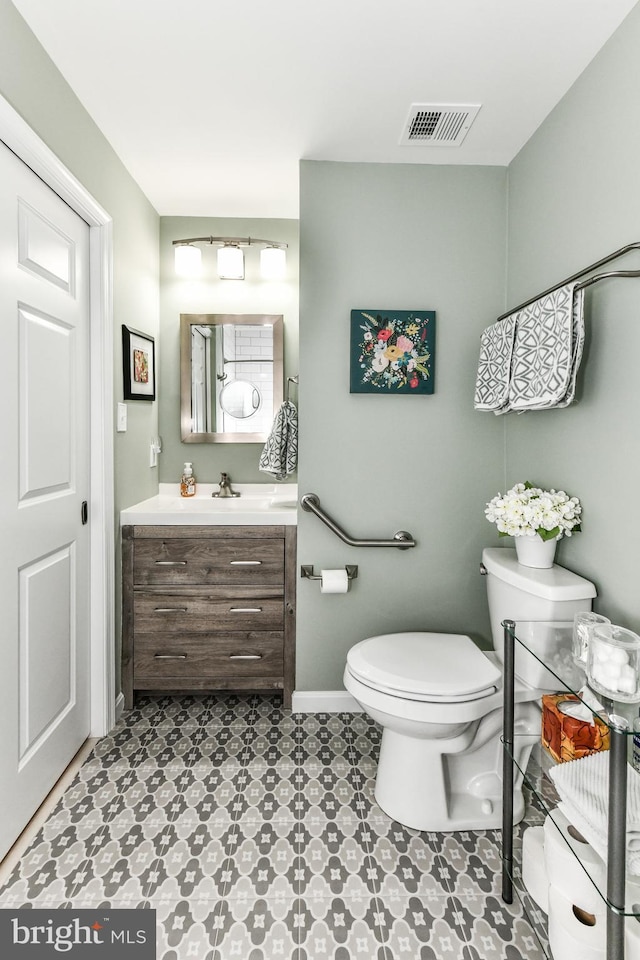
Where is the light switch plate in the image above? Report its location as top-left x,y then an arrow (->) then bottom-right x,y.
116,402 -> 127,432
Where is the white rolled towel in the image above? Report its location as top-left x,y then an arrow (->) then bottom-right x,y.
550,751 -> 640,874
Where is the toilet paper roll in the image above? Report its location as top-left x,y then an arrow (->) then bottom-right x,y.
548,890 -> 605,960
320,569 -> 349,594
544,809 -> 606,913
550,887 -> 640,960
522,825 -> 549,913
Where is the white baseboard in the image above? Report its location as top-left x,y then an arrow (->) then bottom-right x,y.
291,690 -> 362,713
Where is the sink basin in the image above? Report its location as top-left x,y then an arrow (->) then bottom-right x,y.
120,483 -> 298,526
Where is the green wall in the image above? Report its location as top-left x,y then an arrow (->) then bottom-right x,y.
505,2 -> 640,631
0,0 -> 160,513
159,216 -> 299,485
0,0 -> 160,695
297,161 -> 508,690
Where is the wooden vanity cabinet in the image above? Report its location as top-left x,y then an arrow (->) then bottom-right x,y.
122,524 -> 296,709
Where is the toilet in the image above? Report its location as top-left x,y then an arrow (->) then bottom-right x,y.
343,546 -> 597,832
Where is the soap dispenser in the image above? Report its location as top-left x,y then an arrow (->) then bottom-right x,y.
180,462 -> 196,498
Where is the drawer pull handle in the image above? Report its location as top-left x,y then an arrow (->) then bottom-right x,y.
153,654 -> 188,660
154,560 -> 187,566
229,607 -> 263,613
230,560 -> 262,566
154,607 -> 188,613
229,654 -> 263,661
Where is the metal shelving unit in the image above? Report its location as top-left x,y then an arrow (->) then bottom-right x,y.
501,619 -> 638,960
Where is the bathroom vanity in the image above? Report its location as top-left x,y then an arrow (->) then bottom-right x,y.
121,486 -> 297,709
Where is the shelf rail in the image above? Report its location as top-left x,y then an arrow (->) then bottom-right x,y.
300,493 -> 416,549
496,240 -> 640,322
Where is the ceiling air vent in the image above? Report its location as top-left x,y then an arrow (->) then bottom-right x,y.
400,103 -> 481,147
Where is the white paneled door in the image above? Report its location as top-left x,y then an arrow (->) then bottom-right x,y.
0,140 -> 91,860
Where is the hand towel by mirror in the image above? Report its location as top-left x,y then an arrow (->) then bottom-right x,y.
259,400 -> 298,480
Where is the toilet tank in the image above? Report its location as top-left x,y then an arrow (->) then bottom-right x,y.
482,547 -> 597,688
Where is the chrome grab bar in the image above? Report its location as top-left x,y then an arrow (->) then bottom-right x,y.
300,493 -> 416,549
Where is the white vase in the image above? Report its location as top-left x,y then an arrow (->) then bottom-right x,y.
514,536 -> 557,569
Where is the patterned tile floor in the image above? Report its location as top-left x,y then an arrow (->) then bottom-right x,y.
0,695 -> 549,959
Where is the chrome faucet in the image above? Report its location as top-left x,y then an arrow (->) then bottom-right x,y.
212,472 -> 240,498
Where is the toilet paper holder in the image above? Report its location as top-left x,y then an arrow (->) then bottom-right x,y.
300,564 -> 358,583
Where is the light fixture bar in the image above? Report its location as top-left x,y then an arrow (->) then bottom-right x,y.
172,236 -> 288,249
173,236 -> 288,280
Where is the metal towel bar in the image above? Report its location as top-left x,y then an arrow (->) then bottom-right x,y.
496,240 -> 640,322
300,493 -> 416,549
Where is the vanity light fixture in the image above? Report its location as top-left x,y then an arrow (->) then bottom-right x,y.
172,236 -> 288,280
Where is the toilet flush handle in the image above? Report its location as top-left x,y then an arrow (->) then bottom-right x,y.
479,562 -> 488,575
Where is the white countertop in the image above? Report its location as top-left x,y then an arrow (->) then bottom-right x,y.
120,483 -> 298,526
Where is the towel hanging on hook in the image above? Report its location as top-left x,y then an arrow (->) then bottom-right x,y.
259,397 -> 298,480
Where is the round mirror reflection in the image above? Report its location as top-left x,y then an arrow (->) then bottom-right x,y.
219,379 -> 262,419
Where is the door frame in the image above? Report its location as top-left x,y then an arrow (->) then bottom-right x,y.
0,93 -> 115,737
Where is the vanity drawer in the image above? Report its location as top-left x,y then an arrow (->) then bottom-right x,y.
133,538 -> 284,585
133,632 -> 284,679
134,593 -> 284,633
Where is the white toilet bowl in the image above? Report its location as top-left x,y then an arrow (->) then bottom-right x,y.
344,630 -> 541,831
343,550 -> 598,832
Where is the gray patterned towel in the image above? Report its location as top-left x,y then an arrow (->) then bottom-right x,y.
542,287 -> 584,409
259,400 -> 298,480
474,316 -> 516,413
509,282 -> 583,411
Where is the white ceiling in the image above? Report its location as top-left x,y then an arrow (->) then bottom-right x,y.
12,0 -> 639,219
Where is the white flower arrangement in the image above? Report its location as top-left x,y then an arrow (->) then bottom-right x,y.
485,481 -> 582,541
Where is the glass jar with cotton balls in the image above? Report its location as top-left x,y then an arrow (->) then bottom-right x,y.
587,623 -> 640,702
572,611 -> 611,668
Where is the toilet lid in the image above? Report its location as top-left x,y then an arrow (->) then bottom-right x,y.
346,632 -> 502,700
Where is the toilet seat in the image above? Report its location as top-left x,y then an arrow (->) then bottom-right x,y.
347,632 -> 502,703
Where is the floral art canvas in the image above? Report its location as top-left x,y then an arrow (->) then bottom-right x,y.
350,309 -> 436,394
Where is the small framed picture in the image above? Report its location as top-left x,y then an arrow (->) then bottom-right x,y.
350,309 -> 436,394
122,325 -> 156,401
